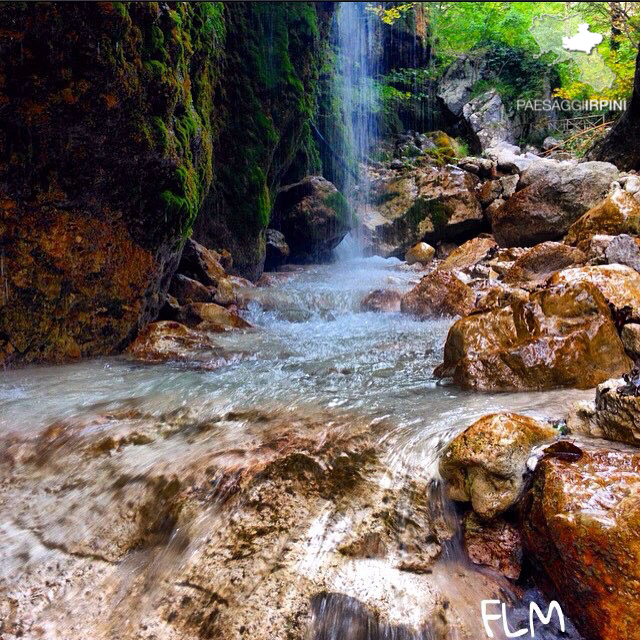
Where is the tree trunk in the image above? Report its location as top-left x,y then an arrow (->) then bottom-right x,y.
589,43 -> 640,170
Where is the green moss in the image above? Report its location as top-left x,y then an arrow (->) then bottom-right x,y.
406,198 -> 450,233
325,190 -> 351,224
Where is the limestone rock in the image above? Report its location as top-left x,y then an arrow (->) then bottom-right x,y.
463,90 -> 515,151
272,176 -> 351,263
180,302 -> 251,331
362,164 -> 483,257
401,271 -> 475,318
550,264 -> 640,321
264,229 -> 290,271
169,274 -> 213,305
405,242 -> 435,265
438,236 -> 497,273
440,412 -> 556,519
178,239 -> 227,287
361,290 -> 402,313
565,189 -> 640,251
522,447 -> 640,640
436,282 -> 631,391
463,512 -> 522,579
127,321 -> 229,369
502,242 -> 586,288
621,323 -> 640,358
491,162 -> 620,246
604,234 -> 640,272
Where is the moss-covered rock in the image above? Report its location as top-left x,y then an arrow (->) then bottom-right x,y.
194,2 -> 334,279
0,2 -> 224,364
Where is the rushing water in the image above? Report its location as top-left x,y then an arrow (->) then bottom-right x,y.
0,258 -> 588,639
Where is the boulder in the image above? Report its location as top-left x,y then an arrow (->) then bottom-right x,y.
522,447 -> 640,640
490,162 -> 620,246
502,242 -> 586,288
405,242 -> 435,265
457,156 -> 496,179
463,90 -> 515,151
361,290 -> 402,313
440,412 -> 556,519
565,189 -> 640,251
362,164 -> 483,257
550,264 -> 640,321
272,176 -> 351,263
401,271 -> 475,318
485,142 -> 535,174
463,513 -> 522,579
569,377 -> 640,446
127,321 -> 227,369
178,239 -> 227,287
264,229 -> 290,271
169,274 -> 213,305
438,236 -> 497,273
437,54 -> 487,117
604,234 -> 640,271
435,282 -> 631,390
179,302 -> 251,331
621,323 -> 640,358
477,180 -> 502,207
542,136 -> 562,151
213,277 -> 236,307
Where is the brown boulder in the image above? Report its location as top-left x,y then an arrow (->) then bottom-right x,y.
550,264 -> 640,321
436,282 -> 631,390
569,377 -> 640,446
169,274 -> 213,305
463,512 -> 522,579
361,290 -> 402,313
178,239 -> 227,287
405,242 -> 435,265
180,302 -> 251,331
503,242 -> 586,288
440,412 -> 556,519
522,447 -> 640,640
490,162 -> 619,247
438,236 -> 497,272
272,176 -> 351,263
401,271 -> 475,318
565,190 -> 640,251
127,321 -> 229,369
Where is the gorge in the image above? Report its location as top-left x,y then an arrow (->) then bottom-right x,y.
1,3 -> 640,640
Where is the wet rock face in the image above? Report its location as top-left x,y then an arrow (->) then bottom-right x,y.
405,242 -> 435,265
565,189 -> 640,252
361,290 -> 403,313
264,229 -> 290,272
127,321 -> 234,370
502,242 -> 586,289
569,377 -> 640,446
401,271 -> 475,318
0,3 -> 223,365
0,407 -> 460,640
438,236 -> 497,273
522,447 -> 640,640
490,162 -> 620,246
436,282 -> 631,391
463,512 -> 522,579
440,412 -> 556,519
271,176 -> 351,263
362,164 -> 483,257
550,264 -> 640,322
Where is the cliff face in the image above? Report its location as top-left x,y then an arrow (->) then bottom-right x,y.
0,2 -> 224,364
0,1 -> 332,364
194,2 -> 333,280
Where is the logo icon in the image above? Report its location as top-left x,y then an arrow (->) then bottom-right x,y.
530,14 -> 615,91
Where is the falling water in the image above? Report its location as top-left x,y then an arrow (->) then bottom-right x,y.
333,2 -> 381,260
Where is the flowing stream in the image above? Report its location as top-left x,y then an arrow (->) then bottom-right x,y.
0,258 -> 589,639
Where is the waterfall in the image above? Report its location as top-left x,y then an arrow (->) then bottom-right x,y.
333,1 -> 381,260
